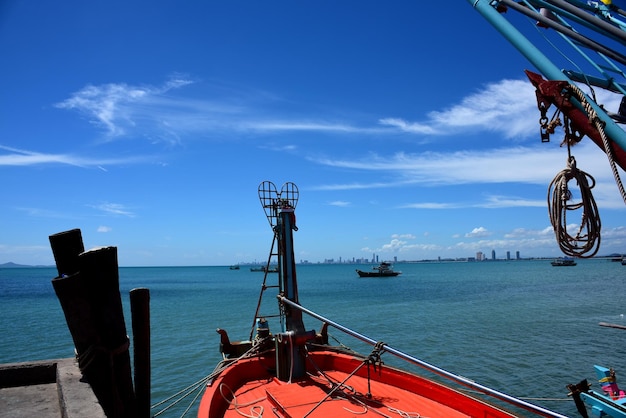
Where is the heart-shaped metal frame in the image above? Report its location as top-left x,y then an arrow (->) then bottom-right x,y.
258,181 -> 299,228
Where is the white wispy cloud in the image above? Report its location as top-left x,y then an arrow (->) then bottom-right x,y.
371,79 -> 538,139
55,76 -> 195,141
399,195 -> 545,210
0,144 -> 150,167
16,207 -> 76,219
391,233 -> 416,240
250,121 -> 374,133
328,200 -> 351,207
504,227 -> 553,239
54,78 -> 386,141
399,202 -> 461,209
427,79 -> 538,138
384,78 -> 624,140
378,118 -> 438,135
310,181 -> 410,191
310,141 -> 625,208
478,195 -> 546,208
25,75 -> 626,201
312,141 -> 617,187
90,203 -> 135,217
50,76 -> 541,143
51,75 -> 625,147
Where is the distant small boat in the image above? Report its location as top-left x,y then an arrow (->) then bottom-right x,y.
551,258 -> 577,267
356,261 -> 401,277
229,265 -> 240,270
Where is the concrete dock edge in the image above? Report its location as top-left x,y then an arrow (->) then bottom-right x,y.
0,358 -> 106,418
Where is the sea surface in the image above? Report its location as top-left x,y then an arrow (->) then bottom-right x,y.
1,260 -> 625,417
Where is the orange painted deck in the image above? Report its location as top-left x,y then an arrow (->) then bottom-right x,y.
198,350 -> 517,418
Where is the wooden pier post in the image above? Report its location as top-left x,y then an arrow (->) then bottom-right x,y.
49,229 -> 84,277
49,229 -> 137,417
78,246 -> 136,417
130,287 -> 151,418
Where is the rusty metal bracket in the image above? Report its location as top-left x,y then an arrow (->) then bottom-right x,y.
526,70 -> 626,171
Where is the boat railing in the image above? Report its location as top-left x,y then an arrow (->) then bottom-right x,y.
278,295 -> 569,418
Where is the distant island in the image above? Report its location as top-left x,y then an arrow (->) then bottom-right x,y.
0,262 -> 53,268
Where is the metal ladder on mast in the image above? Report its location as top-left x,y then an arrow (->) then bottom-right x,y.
248,181 -> 299,340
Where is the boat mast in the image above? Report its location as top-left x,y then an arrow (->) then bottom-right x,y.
258,181 -> 314,382
274,188 -> 305,333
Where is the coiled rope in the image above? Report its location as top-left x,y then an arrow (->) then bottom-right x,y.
547,154 -> 601,257
546,80 -> 626,257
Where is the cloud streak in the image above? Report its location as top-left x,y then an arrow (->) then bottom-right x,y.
428,79 -> 538,138
50,76 -> 557,144
311,144 -> 606,187
13,75 -> 626,213
49,74 -> 626,156
0,145 -> 150,168
56,76 -> 194,139
90,203 -> 135,217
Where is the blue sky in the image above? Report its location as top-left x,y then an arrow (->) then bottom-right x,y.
1,1 -> 625,266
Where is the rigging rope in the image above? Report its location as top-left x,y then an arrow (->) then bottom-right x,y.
567,83 -> 626,205
150,342 -> 269,417
303,345 -> 425,418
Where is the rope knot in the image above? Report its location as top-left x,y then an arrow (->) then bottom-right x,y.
566,156 -> 577,170
367,341 -> 386,372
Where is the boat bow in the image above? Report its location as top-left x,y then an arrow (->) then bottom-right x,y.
196,181 -> 570,418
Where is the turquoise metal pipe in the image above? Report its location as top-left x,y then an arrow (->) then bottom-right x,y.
467,0 -> 626,154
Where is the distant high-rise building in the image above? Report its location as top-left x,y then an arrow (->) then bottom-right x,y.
476,251 -> 483,261
491,250 -> 496,260
506,251 -> 511,260
516,251 -> 520,260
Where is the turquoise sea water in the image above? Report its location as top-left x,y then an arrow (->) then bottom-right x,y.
1,260 -> 625,417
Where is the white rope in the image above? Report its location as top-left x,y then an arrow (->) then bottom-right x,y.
219,383 -> 265,418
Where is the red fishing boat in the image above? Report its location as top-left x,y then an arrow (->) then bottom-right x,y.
198,1 -> 626,415
196,181 -> 567,418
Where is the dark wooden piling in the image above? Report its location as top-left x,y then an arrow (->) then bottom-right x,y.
130,288 -> 150,418
49,229 -> 137,418
49,229 -> 84,277
78,246 -> 136,417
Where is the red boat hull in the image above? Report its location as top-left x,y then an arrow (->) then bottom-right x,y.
198,349 -> 517,417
